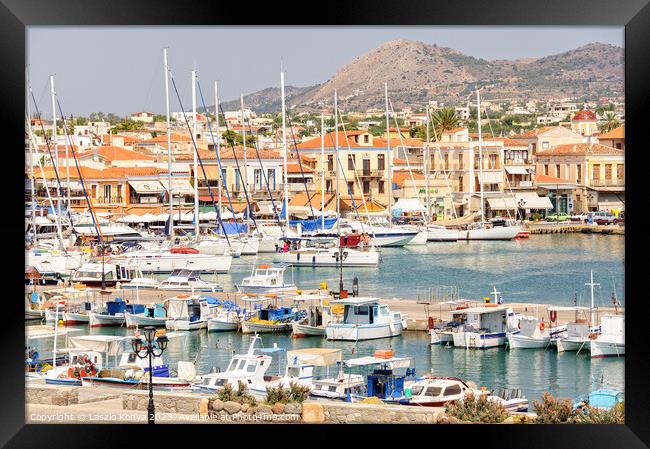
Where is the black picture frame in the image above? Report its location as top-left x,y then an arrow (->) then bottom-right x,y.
2,0 -> 648,447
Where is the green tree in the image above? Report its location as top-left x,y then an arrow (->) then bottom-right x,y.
431,108 -> 461,140
599,112 -> 620,133
113,120 -> 142,131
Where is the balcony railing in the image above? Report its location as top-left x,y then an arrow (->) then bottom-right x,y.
356,169 -> 383,178
591,179 -> 624,187
95,196 -> 124,204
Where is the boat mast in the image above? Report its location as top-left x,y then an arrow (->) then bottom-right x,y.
385,82 -> 392,223
321,113 -> 325,229
215,81 -> 222,215
192,69 -> 200,239
50,76 -> 61,222
26,66 -> 37,244
335,89 -> 340,237
477,89 -> 485,224
280,67 -> 289,228
241,94 -> 250,233
586,269 -> 599,329
163,48 -> 174,237
425,104 -> 431,223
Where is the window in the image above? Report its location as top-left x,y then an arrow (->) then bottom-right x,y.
576,164 -> 582,183
363,134 -> 369,143
348,181 -> 354,194
355,306 -> 369,315
410,385 -> 424,396
544,165 -> 549,176
380,306 -> 389,316
592,164 -> 600,180
617,164 -> 624,181
234,168 -> 241,190
326,180 -> 332,193
246,363 -> 257,373
221,169 -> 227,186
443,385 -> 462,396
555,164 -> 561,178
254,169 -> 262,189
103,184 -> 111,199
363,181 -> 370,194
457,153 -> 463,170
458,176 -> 464,192
615,143 -> 622,150
377,154 -> 385,170
348,154 -> 356,170
605,164 -> 612,180
378,181 -> 385,194
268,169 -> 275,190
444,153 -> 449,170
327,155 -> 334,171
542,141 -> 549,149
425,386 -> 443,397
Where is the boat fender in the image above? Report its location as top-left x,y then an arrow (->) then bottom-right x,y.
539,322 -> 545,332
427,317 -> 434,330
312,256 -> 316,264
297,253 -> 300,261
549,310 -> 557,322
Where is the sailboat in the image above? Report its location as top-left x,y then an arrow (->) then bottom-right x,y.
458,89 -> 521,240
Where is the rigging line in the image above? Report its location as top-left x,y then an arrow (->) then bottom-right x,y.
427,108 -> 460,223
389,99 -> 426,225
241,111 -> 284,232
218,103 -> 259,232
169,72 -> 233,246
141,53 -> 163,117
29,89 -> 76,229
285,112 -> 316,219
56,99 -> 104,245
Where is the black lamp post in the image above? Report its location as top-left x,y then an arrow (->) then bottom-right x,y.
517,199 -> 526,221
333,249 -> 349,295
132,327 -> 168,424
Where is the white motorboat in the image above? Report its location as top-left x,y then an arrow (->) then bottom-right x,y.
291,293 -> 339,337
426,224 -> 460,242
236,263 -> 296,294
125,303 -> 168,328
310,372 -> 366,401
325,297 -> 404,341
192,237 -> 242,257
158,269 -> 223,293
590,314 -> 624,358
273,245 -> 379,267
237,236 -> 260,255
89,299 -> 145,327
25,248 -> 85,278
406,230 -> 429,245
108,248 -> 232,274
70,262 -> 145,288
507,316 -> 551,349
458,224 -> 521,241
164,295 -> 217,331
207,309 -> 243,332
450,305 -> 521,349
193,334 -> 271,393
404,376 -> 484,407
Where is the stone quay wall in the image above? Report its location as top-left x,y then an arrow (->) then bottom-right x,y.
26,385 -> 80,406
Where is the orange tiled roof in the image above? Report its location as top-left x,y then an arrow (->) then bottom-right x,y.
572,110 -> 597,121
96,146 -> 156,161
296,132 -> 377,149
483,137 -> 528,147
175,147 -> 281,161
537,143 -> 623,156
598,125 -> 624,140
392,170 -> 424,188
286,163 -> 315,174
535,174 -> 575,184
100,134 -> 143,144
511,127 -> 555,139
443,127 -> 466,134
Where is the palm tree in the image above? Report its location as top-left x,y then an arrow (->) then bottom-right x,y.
430,108 -> 460,140
599,112 -> 620,133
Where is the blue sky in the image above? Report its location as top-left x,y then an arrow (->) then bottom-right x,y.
28,26 -> 623,116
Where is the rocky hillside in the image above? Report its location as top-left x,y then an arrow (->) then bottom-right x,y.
218,39 -> 623,113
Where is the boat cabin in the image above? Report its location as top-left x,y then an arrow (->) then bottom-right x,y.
343,353 -> 415,402
338,298 -> 392,325
241,264 -> 288,288
452,306 -> 519,334
71,263 -> 143,286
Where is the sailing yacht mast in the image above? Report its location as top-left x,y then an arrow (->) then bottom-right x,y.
192,69 -> 200,239
26,66 -> 37,244
241,94 -> 250,232
50,76 -> 61,221
280,68 -> 289,227
163,48 -> 174,237
335,89 -> 340,237
385,82 -> 392,222
425,104 -> 431,223
586,269 -> 600,329
215,81 -> 222,215
321,113 -> 325,229
476,89 -> 485,224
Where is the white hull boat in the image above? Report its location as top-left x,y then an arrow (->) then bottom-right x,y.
62,311 -> 90,325
406,230 -> 428,245
590,340 -> 625,358
25,249 -> 85,277
257,236 -> 279,253
238,237 -> 260,255
507,333 -> 551,349
165,319 -> 207,331
426,226 -> 460,242
292,321 -> 326,337
108,251 -> 232,274
326,298 -> 404,341
124,312 -> 167,328
590,314 -> 624,358
89,312 -> 126,327
236,263 -> 296,294
452,331 -> 507,349
458,225 -> 521,241
241,321 -> 292,334
273,247 -> 379,267
555,338 -> 589,353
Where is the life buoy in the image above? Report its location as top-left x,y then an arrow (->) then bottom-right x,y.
539,322 -> 545,332
549,310 -> 557,322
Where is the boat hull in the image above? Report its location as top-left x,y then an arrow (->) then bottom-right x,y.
555,338 -> 589,353
207,319 -> 239,332
458,226 -> 521,241
507,333 -> 551,349
292,321 -> 326,337
273,249 -> 379,267
590,340 -> 625,358
124,312 -> 167,328
406,231 -> 428,246
452,331 -> 507,349
426,228 -> 460,242
241,321 -> 292,334
63,312 -> 90,325
89,312 -> 126,327
235,284 -> 297,294
325,322 -> 403,341
108,253 -> 233,274
165,319 -> 207,331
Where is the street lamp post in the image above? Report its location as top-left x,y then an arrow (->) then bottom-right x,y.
517,199 -> 526,222
132,327 -> 168,424
333,249 -> 349,296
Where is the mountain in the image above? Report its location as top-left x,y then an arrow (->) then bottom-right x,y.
219,40 -> 623,113
216,85 -> 316,114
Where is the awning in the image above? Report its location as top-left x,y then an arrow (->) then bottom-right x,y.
504,166 -> 529,175
515,192 -> 553,210
68,335 -> 127,356
128,180 -> 164,194
393,198 -> 424,213
479,171 -> 503,184
46,180 -> 83,190
286,348 -> 342,367
160,179 -> 194,195
487,197 -> 518,211
193,165 -> 221,181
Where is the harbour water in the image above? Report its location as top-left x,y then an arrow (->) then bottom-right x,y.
28,234 -> 625,404
217,234 -> 625,305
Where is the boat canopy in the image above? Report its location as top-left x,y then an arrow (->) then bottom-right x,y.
547,306 -> 591,312
25,325 -> 83,341
344,356 -> 412,369
452,305 -> 510,315
329,297 -> 381,306
286,348 -> 342,366
68,335 -> 127,356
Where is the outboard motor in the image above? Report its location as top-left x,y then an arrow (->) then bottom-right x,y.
352,276 -> 359,297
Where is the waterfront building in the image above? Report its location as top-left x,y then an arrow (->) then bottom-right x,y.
597,124 -> 625,151
510,126 -> 584,156
571,110 -> 599,136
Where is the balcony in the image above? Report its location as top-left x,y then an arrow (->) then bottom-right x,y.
356,169 -> 383,178
590,179 -> 625,187
95,196 -> 124,204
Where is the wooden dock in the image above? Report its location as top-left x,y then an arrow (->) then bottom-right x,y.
526,223 -> 624,235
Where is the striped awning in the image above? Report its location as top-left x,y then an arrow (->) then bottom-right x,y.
128,180 -> 164,193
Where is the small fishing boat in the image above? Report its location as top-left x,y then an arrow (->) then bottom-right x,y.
158,269 -> 223,293
240,295 -> 305,334
344,352 -> 416,404
291,294 -> 340,337
236,263 -> 296,294
325,297 -> 405,341
125,303 -> 168,328
70,262 -> 144,288
590,314 -> 625,358
164,295 -> 218,331
507,316 -> 551,349
449,305 -> 521,349
404,376 -> 484,407
273,238 -> 379,267
574,388 -> 624,411
88,298 -> 145,327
